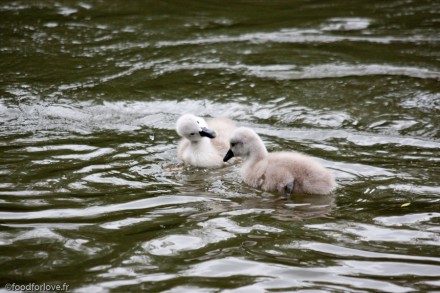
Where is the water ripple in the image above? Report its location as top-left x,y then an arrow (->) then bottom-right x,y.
306,222 -> 440,246
182,257 -> 413,292
0,195 -> 209,220
151,61 -> 440,81
156,27 -> 438,48
299,242 -> 440,263
143,217 -> 282,256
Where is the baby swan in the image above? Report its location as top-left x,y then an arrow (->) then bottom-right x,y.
223,127 -> 335,196
176,114 -> 235,168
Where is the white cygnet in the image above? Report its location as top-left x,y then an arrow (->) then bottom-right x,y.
176,114 -> 236,168
223,127 -> 336,196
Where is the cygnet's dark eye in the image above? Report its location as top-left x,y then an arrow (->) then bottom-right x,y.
190,133 -> 195,136
231,142 -> 236,147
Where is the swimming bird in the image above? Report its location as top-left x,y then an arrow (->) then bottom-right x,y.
176,114 -> 236,168
223,127 -> 335,196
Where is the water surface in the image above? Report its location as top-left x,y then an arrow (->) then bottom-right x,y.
1,0 -> 440,292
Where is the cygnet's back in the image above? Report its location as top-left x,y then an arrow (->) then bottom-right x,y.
176,114 -> 236,168
223,127 -> 335,195
207,117 -> 236,155
262,151 -> 335,195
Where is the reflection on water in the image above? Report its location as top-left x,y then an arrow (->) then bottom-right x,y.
1,0 -> 439,291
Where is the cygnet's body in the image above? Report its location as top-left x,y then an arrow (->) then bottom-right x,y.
223,127 -> 335,195
176,114 -> 236,168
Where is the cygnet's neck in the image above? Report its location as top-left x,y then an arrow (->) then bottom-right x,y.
191,137 -> 215,150
247,137 -> 268,162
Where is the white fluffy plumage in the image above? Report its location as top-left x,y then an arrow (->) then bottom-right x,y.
176,114 -> 236,168
223,127 -> 336,195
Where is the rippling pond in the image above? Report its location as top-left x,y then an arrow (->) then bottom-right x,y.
1,0 -> 440,292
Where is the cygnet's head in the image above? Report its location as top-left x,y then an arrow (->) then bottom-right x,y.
223,127 -> 266,162
176,114 -> 216,142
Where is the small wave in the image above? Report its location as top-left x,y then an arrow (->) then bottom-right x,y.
142,217 -> 282,256
0,195 -> 209,220
1,227 -> 101,255
377,184 -> 440,195
156,26 -> 437,48
15,227 -> 63,242
58,6 -> 77,16
25,145 -> 98,152
152,61 -> 440,81
83,173 -> 152,188
375,212 -> 440,227
259,127 -> 440,149
245,63 -> 440,80
0,98 -> 250,134
182,257 -> 413,292
299,242 -> 440,263
0,190 -> 52,197
306,222 -> 440,246
400,92 -> 440,111
100,217 -> 156,230
53,148 -> 114,161
56,59 -> 167,92
321,17 -> 373,31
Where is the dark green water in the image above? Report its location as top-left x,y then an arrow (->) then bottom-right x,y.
1,0 -> 440,292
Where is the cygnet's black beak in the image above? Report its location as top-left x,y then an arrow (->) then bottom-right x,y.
199,127 -> 216,139
223,149 -> 234,162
